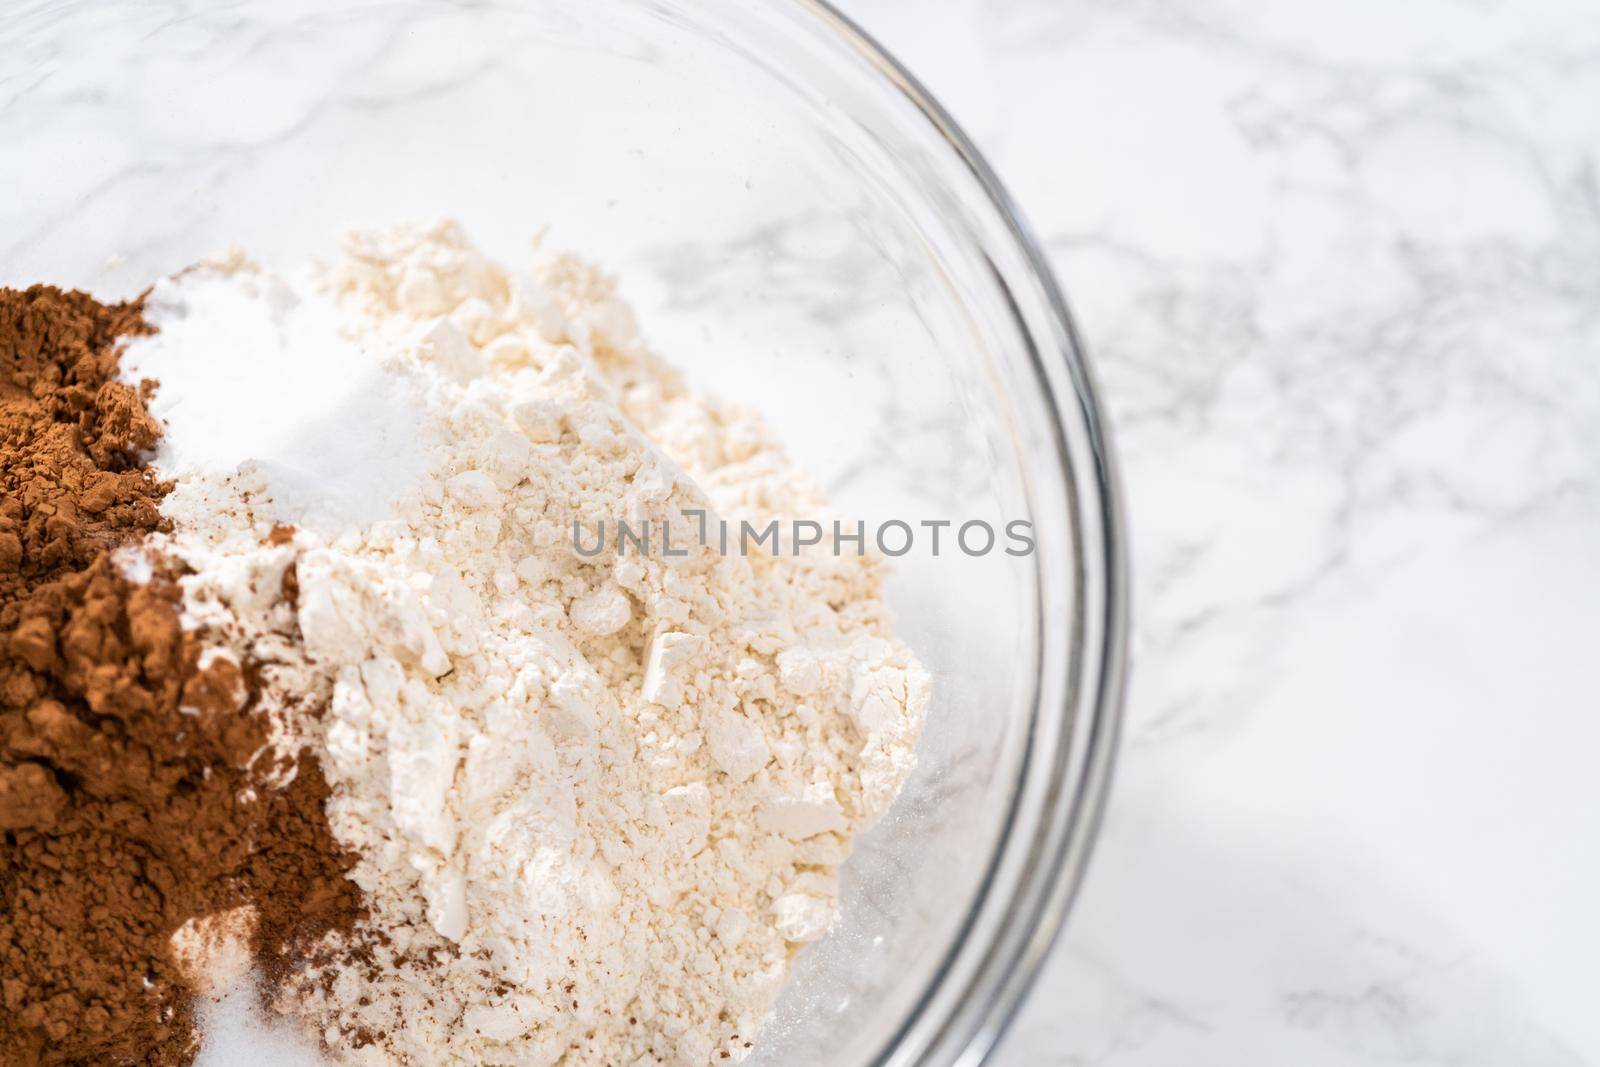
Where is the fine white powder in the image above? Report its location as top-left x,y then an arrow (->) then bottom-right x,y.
122,250 -> 428,533
150,221 -> 930,1066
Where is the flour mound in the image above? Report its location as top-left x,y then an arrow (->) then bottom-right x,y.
160,221 -> 930,1066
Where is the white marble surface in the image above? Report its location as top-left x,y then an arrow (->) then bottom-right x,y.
838,0 -> 1600,1063
4,1 -> 1595,1064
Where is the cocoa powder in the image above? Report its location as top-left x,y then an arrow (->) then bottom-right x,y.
0,287 -> 362,1065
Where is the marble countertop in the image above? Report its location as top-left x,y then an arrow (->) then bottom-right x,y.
4,1 -> 1594,1064
838,0 -> 1600,1063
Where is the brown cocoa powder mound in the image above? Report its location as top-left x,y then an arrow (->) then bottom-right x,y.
0,287 -> 364,1065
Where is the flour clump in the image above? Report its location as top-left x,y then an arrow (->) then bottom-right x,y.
135,221 -> 930,1066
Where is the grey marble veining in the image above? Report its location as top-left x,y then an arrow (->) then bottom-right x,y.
839,0 -> 1600,1063
2,0 -> 1595,1063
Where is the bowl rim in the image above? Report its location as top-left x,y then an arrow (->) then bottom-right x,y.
782,3 -> 1131,1064
13,0 -> 1129,1056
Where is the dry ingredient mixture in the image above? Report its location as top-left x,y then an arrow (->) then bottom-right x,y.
0,222 -> 929,1067
0,288 -> 360,1065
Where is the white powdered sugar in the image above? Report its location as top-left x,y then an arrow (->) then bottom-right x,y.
145,221 -> 930,1066
123,251 -> 429,533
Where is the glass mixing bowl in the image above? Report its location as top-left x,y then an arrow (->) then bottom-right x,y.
3,1 -> 1128,1064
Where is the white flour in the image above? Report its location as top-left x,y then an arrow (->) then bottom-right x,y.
146,222 -> 929,1066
